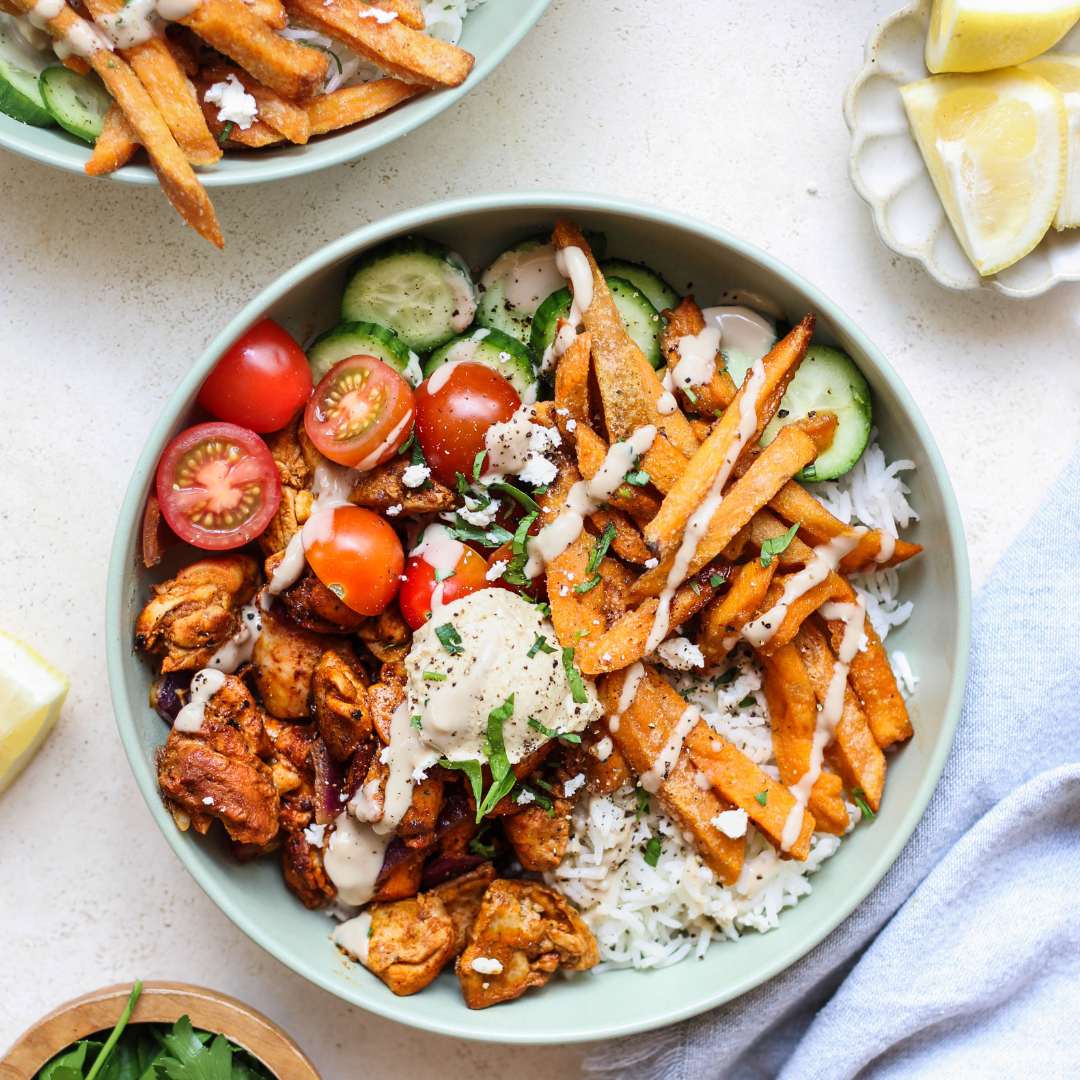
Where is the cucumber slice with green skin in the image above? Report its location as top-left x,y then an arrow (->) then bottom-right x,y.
599,258 -> 680,313
727,345 -> 873,481
341,236 -> 477,354
39,64 -> 110,142
0,18 -> 55,127
529,277 -> 665,369
307,321 -> 423,387
424,327 -> 539,402
476,234 -> 564,346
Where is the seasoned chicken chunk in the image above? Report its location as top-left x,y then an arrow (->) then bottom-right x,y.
502,800 -> 570,872
282,828 -> 336,909
135,555 -> 260,672
430,863 -> 496,957
358,607 -> 412,664
349,454 -> 456,515
280,575 -> 365,634
258,415 -> 319,557
456,879 -> 600,1009
312,649 -> 372,761
347,893 -> 456,996
157,675 -> 279,846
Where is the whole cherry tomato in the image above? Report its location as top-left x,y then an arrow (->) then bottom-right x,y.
398,537 -> 492,629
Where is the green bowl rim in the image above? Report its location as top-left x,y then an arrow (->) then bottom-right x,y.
105,190 -> 972,1043
0,0 -> 551,188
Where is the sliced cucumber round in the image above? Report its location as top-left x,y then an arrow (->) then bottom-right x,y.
727,345 -> 872,481
39,65 -> 110,143
341,236 -> 477,354
0,18 -> 55,127
476,234 -> 564,346
529,277 -> 665,369
307,321 -> 423,387
424,327 -> 538,402
599,258 -> 680,313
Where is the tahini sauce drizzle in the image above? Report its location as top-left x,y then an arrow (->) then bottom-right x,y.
481,242 -> 564,315
699,306 -> 777,359
323,812 -> 392,904
173,668 -> 227,732
208,604 -> 262,672
542,246 -> 593,371
606,660 -> 645,735
640,704 -> 699,793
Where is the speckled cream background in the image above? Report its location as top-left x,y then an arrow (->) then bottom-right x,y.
2,0 -> 1079,1076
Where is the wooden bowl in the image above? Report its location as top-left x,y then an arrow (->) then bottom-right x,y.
0,982 -> 320,1080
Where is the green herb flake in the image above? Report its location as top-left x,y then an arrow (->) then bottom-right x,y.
422,671 -> 446,682
435,623 -> 464,656
710,572 -> 727,588
760,522 -> 800,567
684,387 -> 698,404
585,522 -> 617,575
574,573 -> 602,594
714,667 -> 738,687
488,481 -> 540,514
439,757 -> 483,805
574,628 -> 590,641
472,449 -> 487,483
852,787 -> 875,820
474,695 -> 517,820
562,646 -> 589,704
755,789 -> 768,807
469,836 -> 496,858
738,694 -> 757,709
434,567 -> 456,584
411,715 -> 423,728
690,580 -> 702,595
635,786 -> 651,820
624,469 -> 650,486
528,634 -> 555,658
217,121 -> 234,144
396,429 -> 415,456
643,835 -> 663,867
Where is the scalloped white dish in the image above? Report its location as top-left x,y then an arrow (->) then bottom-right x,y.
844,0 -> 1080,298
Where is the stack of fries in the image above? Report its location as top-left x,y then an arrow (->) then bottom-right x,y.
536,220 -> 921,879
1,0 -> 475,245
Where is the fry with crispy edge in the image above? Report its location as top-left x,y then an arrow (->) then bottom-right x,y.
379,0 -> 425,29
598,665 -> 745,884
661,296 -> 738,414
551,219 -> 700,458
14,0 -> 224,247
760,644 -> 849,834
696,558 -> 776,664
304,77 -> 425,135
179,0 -> 329,101
201,63 -> 311,144
554,330 -> 591,441
575,423 -> 662,520
284,0 -> 474,87
248,0 -> 287,27
632,414 -> 837,600
751,568 -> 849,657
824,578 -> 913,748
793,620 -> 886,811
86,101 -> 139,175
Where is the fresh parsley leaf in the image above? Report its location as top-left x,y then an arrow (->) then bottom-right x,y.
574,573 -> 602,594
217,121 -> 233,144
439,757 -> 483,805
574,629 -> 590,641
487,481 -> 540,514
154,1021 -> 235,1080
528,634 -> 555,658
851,787 -> 875,820
709,572 -> 727,588
512,511 -> 539,555
447,516 -> 514,547
684,387 -> 698,404
690,580 -> 701,595
434,567 -> 456,584
737,694 -> 757,709
527,717 -> 582,743
562,646 -> 588,704
411,715 -> 423,727
475,695 -> 516,820
435,623 -> 463,656
635,786 -> 651,820
531,777 -> 554,792
623,469 -> 650,486
396,429 -> 415,456
755,789 -> 768,807
715,668 -> 738,687
423,671 -> 447,682
585,523 -> 617,575
469,836 -> 496,858
643,835 -> 663,867
410,434 -> 427,468
39,1041 -> 91,1080
69,980 -> 143,1080
760,522 -> 800,567
473,449 -> 487,482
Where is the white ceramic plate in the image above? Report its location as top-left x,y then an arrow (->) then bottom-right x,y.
843,0 -> 1080,298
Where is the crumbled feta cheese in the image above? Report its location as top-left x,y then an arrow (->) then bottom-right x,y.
653,637 -> 704,670
518,453 -> 558,486
459,495 -> 501,527
411,764 -> 430,782
486,559 -> 508,582
559,585 -> 569,597
357,6 -> 396,22
402,463 -> 430,488
563,773 -> 586,798
302,822 -> 327,847
515,789 -> 536,805
483,405 -> 561,482
644,557 -> 659,569
202,796 -> 214,805
204,74 -> 257,129
385,503 -> 403,517
471,956 -> 504,975
379,746 -> 391,764
566,418 -> 577,433
711,808 -> 748,838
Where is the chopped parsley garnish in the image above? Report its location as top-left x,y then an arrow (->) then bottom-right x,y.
297,39 -> 343,74
468,836 -> 496,858
586,523 -> 617,574
488,481 -> 541,514
624,469 -> 650,486
528,717 -> 581,743
439,696 -> 517,822
574,628 -> 590,641
760,522 -> 800,567
754,789 -> 768,807
472,449 -> 487,482
690,580 -> 702,595
851,787 -> 875,820
715,667 -> 738,687
738,694 -> 757,709
447,517 -> 514,547
801,462 -> 817,481
396,429 -> 415,456
635,785 -> 650,820
562,646 -> 589,703
643,835 -> 663,867
684,387 -> 698,404
531,777 -> 554,792
500,509 -> 539,587
434,623 -> 464,656
434,567 -> 456,584
710,571 -> 728,588
423,671 -> 447,682
218,121 -> 234,143
574,574 -> 602,594
528,634 -> 555,658
411,714 -> 423,728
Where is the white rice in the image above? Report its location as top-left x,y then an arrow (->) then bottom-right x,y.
547,435 -> 919,970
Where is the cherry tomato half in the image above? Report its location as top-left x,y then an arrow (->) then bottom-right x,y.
304,505 -> 404,616
305,355 -> 415,469
414,362 -> 521,488
197,319 -> 313,433
156,422 -> 281,550
398,542 -> 491,629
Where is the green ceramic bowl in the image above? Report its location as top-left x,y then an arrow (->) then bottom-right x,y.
0,0 -> 550,186
106,192 -> 971,1043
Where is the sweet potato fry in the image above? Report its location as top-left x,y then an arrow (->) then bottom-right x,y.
60,53 -> 91,73
598,665 -> 745,884
824,579 -> 913,748
179,0 -> 329,101
86,102 -> 139,175
554,330 -> 591,440
643,315 -> 815,561
201,63 -> 310,144
380,0 -> 425,29
304,78 -> 425,135
284,0 -> 474,88
761,645 -> 848,834
748,508 -> 815,568
751,569 -> 848,658
661,296 -> 738,414
688,417 -> 714,442
793,620 -> 885,811
583,719 -> 632,795
639,433 -> 689,495
590,507 -> 652,564
697,558 -> 776,664
684,723 -> 815,860
633,416 -> 836,600
575,423 -> 662,520
551,219 -> 700,457
248,0 -> 287,27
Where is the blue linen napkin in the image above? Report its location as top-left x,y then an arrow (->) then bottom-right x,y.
584,446 -> 1080,1079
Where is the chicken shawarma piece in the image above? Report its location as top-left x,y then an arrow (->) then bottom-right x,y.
157,674 -> 279,846
259,414 -> 320,557
135,555 -> 260,672
348,453 -> 457,515
456,879 -> 600,1009
430,863 -> 496,957
353,892 -> 457,996
358,606 -> 412,664
280,575 -> 366,634
312,648 -> 372,760
282,828 -> 336,909
501,800 -> 571,872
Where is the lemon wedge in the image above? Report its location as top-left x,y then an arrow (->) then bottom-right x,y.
1020,55 -> 1080,228
926,0 -> 1080,73
0,630 -> 69,794
901,69 -> 1067,275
